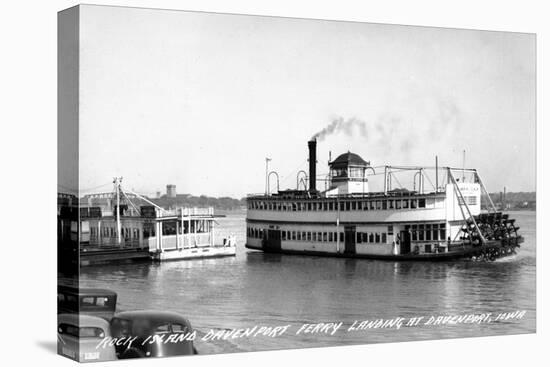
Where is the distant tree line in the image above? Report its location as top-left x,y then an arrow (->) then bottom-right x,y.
146,191 -> 536,211
488,191 -> 536,210
151,194 -> 246,210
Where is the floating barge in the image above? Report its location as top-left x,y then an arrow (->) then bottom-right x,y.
245,140 -> 522,261
58,180 -> 236,266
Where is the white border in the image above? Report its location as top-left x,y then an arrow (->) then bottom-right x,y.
0,1 -> 546,366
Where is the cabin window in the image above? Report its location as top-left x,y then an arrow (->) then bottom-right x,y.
410,199 -> 417,209
282,231 -> 287,240
387,225 -> 393,235
388,200 -> 394,209
418,198 -> 426,208
357,233 -> 362,243
426,226 -> 432,241
340,233 -> 344,242
382,200 -> 387,210
418,225 -> 425,241
439,224 -> 446,241
345,202 -> 351,211
362,233 -> 368,243
376,201 -> 382,210
292,231 -> 296,240
382,233 -> 387,243
403,200 -> 409,209
143,223 -> 155,238
395,200 -> 402,209
163,221 -> 177,235
369,233 -> 374,243
305,232 -> 310,241
374,233 -> 380,243
432,226 -> 439,241
323,232 -> 328,242
328,232 -> 333,242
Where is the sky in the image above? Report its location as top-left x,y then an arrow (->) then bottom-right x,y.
74,5 -> 536,198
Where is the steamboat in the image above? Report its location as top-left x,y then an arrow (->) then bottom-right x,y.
245,139 -> 522,261
58,178 -> 236,265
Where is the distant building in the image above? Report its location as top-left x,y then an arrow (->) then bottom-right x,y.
166,184 -> 177,198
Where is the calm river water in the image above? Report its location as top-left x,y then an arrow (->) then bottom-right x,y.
80,210 -> 536,354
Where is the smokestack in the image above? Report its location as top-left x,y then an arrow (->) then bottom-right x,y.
308,139 -> 317,192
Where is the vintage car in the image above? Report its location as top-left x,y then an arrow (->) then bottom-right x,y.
58,286 -> 117,320
110,310 -> 197,358
58,313 -> 117,362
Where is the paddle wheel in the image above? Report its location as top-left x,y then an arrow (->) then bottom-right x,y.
460,212 -> 523,262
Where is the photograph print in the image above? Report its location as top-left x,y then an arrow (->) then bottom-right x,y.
57,4 -> 536,362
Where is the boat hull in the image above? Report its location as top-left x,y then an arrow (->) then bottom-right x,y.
245,237 -> 522,262
152,246 -> 236,261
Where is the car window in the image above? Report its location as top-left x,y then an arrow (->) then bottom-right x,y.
155,324 -> 170,334
171,324 -> 188,333
81,297 -> 95,305
58,323 -> 79,338
79,327 -> 105,338
96,297 -> 109,307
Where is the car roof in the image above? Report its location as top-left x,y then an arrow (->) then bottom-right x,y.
58,313 -> 110,328
58,286 -> 117,297
113,310 -> 192,326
